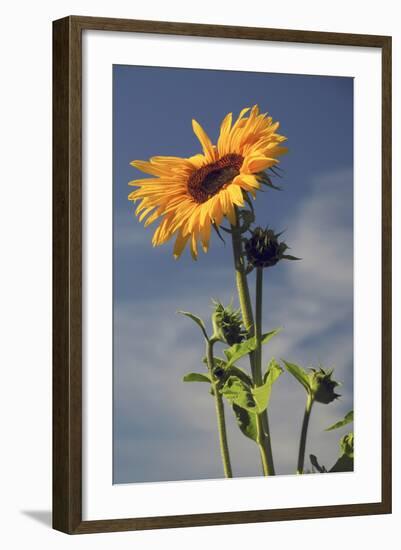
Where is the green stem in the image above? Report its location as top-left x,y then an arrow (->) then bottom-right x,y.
255,267 -> 275,475
255,268 -> 263,385
206,340 -> 233,478
230,226 -> 255,337
297,394 -> 314,474
230,222 -> 271,476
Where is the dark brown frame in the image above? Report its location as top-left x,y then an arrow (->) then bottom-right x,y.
53,15 -> 392,534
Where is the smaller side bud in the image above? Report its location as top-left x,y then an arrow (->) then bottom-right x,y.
308,368 -> 341,404
211,300 -> 246,346
244,226 -> 300,269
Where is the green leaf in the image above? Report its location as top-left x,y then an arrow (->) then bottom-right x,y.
330,454 -> 354,472
252,382 -> 272,413
220,376 -> 257,412
253,359 -> 283,413
202,356 -> 252,385
261,328 -> 282,345
282,254 -> 301,261
310,454 -> 327,473
325,410 -> 354,431
224,328 -> 281,367
232,405 -> 258,442
178,311 -> 208,340
225,365 -> 253,386
282,360 -> 311,393
183,372 -> 211,383
263,358 -> 283,384
224,340 -> 256,367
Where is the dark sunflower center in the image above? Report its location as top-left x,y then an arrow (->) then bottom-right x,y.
187,154 -> 243,203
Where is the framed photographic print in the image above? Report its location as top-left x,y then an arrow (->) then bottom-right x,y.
52,16 -> 392,534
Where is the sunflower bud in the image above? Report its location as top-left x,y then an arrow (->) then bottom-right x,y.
244,227 -> 299,269
211,301 -> 246,346
308,368 -> 340,404
340,432 -> 354,458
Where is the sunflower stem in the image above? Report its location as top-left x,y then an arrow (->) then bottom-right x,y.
255,267 -> 276,475
230,216 -> 272,476
255,268 -> 264,386
206,340 -> 233,478
230,224 -> 255,345
297,394 -> 314,474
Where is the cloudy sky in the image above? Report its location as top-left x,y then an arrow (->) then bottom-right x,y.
112,65 -> 353,483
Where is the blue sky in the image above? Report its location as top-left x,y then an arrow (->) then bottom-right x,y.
113,65 -> 353,483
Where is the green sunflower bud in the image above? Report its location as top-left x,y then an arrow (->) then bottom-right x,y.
211,300 -> 246,346
244,226 -> 300,269
340,432 -> 354,458
308,368 -> 341,404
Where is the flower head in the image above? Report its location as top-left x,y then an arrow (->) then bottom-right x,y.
128,105 -> 287,259
245,226 -> 298,269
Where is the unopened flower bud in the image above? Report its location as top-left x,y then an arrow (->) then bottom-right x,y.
340,432 -> 354,458
308,368 -> 340,404
244,226 -> 299,269
211,300 -> 246,346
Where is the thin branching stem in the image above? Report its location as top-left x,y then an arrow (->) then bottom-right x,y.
206,340 -> 233,478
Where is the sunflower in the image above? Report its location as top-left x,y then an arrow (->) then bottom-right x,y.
128,105 -> 287,259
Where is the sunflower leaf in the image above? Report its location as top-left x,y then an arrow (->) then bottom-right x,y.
325,410 -> 354,432
220,376 -> 257,412
232,405 -> 258,443
225,365 -> 253,386
310,454 -> 327,473
253,359 -> 283,413
178,311 -> 208,340
183,372 -> 211,383
263,358 -> 283,384
282,360 -> 311,393
330,454 -> 354,472
224,328 -> 281,367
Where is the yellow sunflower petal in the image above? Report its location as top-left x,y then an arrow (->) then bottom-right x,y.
138,206 -> 156,223
192,119 -> 216,163
225,200 -> 236,225
173,231 -> 190,259
234,174 -> 260,192
200,220 -> 212,253
228,184 -> 245,206
217,112 -> 232,156
130,160 -> 169,177
190,230 -> 199,260
188,154 -> 207,169
243,156 -> 278,173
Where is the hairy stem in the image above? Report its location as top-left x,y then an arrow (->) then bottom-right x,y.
206,340 -> 233,478
230,221 -> 271,475
297,394 -> 314,474
255,267 -> 275,475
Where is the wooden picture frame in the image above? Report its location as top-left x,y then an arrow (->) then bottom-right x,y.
53,15 -> 392,534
